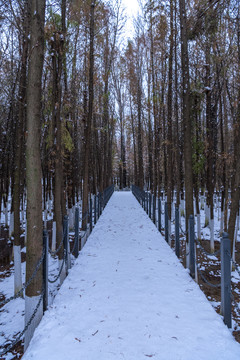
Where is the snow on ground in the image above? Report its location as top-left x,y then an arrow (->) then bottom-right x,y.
22,192 -> 240,360
0,249 -> 62,355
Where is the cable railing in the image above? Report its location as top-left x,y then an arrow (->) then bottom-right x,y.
132,184 -> 236,330
0,184 -> 114,356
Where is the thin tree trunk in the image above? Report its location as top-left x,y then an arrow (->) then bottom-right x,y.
174,0 -> 180,206
149,6 -> 158,196
147,67 -> 153,191
137,64 -> 144,189
228,7 -> 240,251
179,0 -> 194,239
130,96 -> 138,185
82,1 -> 95,229
167,0 -> 174,222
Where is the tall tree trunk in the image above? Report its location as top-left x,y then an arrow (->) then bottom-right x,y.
137,63 -> 144,189
223,77 -> 229,232
13,0 -> 30,295
228,6 -> 240,252
52,0 -> 66,279
205,36 -> 215,252
174,0 -> 181,206
61,0 -> 67,219
149,4 -> 158,196
25,0 -> 46,350
103,26 -> 110,190
147,67 -> 153,191
179,0 -> 194,238
167,0 -> 174,223
130,96 -> 138,184
82,1 -> 95,229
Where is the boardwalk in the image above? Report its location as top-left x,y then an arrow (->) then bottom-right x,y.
23,192 -> 240,360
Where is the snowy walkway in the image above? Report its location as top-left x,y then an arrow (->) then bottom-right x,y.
23,192 -> 240,360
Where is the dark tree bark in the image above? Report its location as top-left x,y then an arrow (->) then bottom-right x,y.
167,0 -> 174,221
130,95 -> 138,185
51,0 -> 67,263
228,7 -> 240,251
25,0 -> 45,298
147,66 -> 153,191
13,0 -> 30,295
149,3 -> 158,196
25,0 -> 46,349
82,1 -> 95,229
136,58 -> 144,190
179,0 -> 194,237
174,0 -> 181,206
205,41 -> 214,221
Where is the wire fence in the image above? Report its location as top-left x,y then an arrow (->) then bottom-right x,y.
0,246 -> 45,307
232,259 -> 240,278
196,263 -> 221,288
0,280 -> 45,356
132,184 -> 240,329
0,184 -> 115,356
48,250 -> 67,284
195,237 -> 220,257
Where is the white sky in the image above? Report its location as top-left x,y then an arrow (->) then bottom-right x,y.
122,0 -> 139,16
121,0 -> 140,37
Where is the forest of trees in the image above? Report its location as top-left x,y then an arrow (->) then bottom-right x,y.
0,0 -> 239,334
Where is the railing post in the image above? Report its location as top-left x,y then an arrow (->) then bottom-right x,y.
74,207 -> 79,258
43,229 -> 48,312
100,193 -> 103,215
175,206 -> 180,258
94,195 -> 97,225
165,202 -> 168,242
153,194 -> 156,224
188,215 -> 195,278
158,198 -> 161,232
146,192 -> 149,215
90,197 -> 93,233
149,193 -> 152,219
63,215 -> 69,275
97,193 -> 100,219
221,232 -> 232,328
102,191 -> 104,211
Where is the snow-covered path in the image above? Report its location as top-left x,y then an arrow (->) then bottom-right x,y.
23,192 -> 240,360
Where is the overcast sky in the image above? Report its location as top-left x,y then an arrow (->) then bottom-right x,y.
121,0 -> 140,37
122,0 -> 139,16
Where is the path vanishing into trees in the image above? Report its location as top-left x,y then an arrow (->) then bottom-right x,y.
23,192 -> 240,360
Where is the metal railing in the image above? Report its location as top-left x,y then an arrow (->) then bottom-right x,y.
132,184 -> 234,329
0,184 -> 114,356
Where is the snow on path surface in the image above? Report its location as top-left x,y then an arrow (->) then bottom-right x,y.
23,192 -> 240,360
